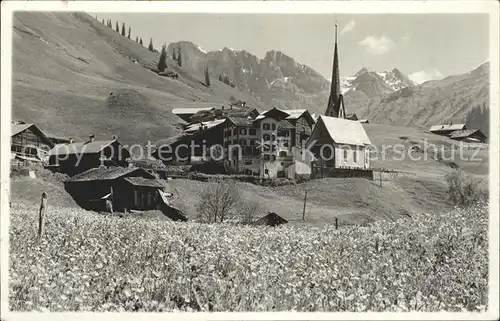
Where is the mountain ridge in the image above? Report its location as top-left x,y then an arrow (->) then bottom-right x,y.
167,40 -> 489,133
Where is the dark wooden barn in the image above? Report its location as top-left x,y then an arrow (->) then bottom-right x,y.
11,123 -> 54,164
64,166 -> 188,221
64,167 -> 162,212
254,212 -> 288,227
48,135 -> 130,176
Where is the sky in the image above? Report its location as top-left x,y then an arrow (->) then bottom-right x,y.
93,13 -> 489,83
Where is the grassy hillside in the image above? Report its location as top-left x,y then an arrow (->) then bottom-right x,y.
12,12 -> 268,146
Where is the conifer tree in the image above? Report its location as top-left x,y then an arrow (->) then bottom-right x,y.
172,48 -> 177,61
204,62 -> 210,87
135,36 -> 139,43
157,43 -> 168,73
177,48 -> 182,67
102,18 -> 105,24
139,38 -> 143,46
121,23 -> 126,36
148,38 -> 154,52
218,74 -> 223,82
115,21 -> 119,33
128,27 -> 131,39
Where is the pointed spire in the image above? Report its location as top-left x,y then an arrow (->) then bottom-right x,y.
335,22 -> 338,44
325,21 -> 344,118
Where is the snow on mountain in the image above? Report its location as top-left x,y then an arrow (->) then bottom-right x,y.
196,45 -> 207,54
334,68 -> 417,95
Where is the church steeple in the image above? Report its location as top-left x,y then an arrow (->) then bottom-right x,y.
325,22 -> 345,118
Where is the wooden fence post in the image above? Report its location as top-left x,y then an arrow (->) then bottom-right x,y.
335,217 -> 338,230
38,192 -> 47,238
302,189 -> 308,221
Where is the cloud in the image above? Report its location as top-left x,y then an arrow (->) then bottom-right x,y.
409,68 -> 444,84
341,20 -> 356,34
358,35 -> 396,55
400,34 -> 410,45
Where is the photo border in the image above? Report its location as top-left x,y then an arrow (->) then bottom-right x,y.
1,1 -> 498,320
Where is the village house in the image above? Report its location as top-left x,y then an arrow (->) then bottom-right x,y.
10,122 -> 54,165
449,129 -> 487,143
429,123 -> 467,136
172,107 -> 216,122
307,116 -> 372,171
48,134 -> 131,176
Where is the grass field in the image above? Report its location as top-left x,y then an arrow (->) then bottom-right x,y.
9,201 -> 488,312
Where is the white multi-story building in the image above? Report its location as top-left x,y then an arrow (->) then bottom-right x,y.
222,108 -> 316,178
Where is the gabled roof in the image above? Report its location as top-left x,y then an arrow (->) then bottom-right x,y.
449,129 -> 485,139
281,109 -> 307,120
254,212 -> 288,226
225,117 -> 254,127
282,109 -> 316,125
172,107 -> 215,115
11,123 -> 33,136
184,119 -> 226,133
123,177 -> 164,188
65,167 -> 155,183
48,139 -> 117,156
429,124 -> 467,132
310,116 -> 371,146
254,107 -> 290,121
277,119 -> 295,129
11,123 -> 54,148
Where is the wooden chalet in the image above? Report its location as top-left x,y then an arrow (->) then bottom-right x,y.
254,212 -> 288,227
449,129 -> 487,143
429,123 -> 467,136
48,135 -> 131,176
172,107 -> 215,122
11,123 -> 54,164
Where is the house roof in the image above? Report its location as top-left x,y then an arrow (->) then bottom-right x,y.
123,177 -> 164,188
226,117 -> 254,127
65,167 -> 154,183
49,139 -> 118,156
184,119 -> 226,133
429,124 -> 466,132
11,123 -> 54,148
281,109 -> 307,120
449,129 -> 484,139
172,107 -> 215,115
11,123 -> 33,136
312,116 -> 372,146
254,212 -> 288,226
277,119 -> 295,129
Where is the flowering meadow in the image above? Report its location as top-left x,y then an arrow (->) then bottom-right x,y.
9,201 -> 488,312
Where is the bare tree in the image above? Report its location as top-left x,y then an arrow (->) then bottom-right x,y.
238,199 -> 261,224
197,179 -> 242,223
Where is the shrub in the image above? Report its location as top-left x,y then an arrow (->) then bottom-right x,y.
445,170 -> 487,206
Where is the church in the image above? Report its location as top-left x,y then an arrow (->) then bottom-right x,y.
307,24 -> 372,171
